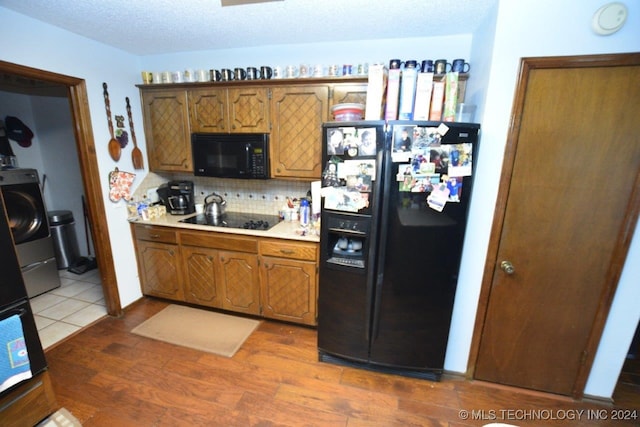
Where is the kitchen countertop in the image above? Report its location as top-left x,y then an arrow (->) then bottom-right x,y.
129,212 -> 320,243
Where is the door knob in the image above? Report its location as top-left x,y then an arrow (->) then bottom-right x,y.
500,260 -> 515,275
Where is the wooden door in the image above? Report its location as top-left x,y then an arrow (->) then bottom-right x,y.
270,86 -> 328,179
473,54 -> 640,396
330,83 -> 368,106
136,240 -> 184,301
188,88 -> 227,132
260,256 -> 317,326
182,246 -> 222,308
141,89 -> 192,172
228,87 -> 270,133
218,250 -> 260,315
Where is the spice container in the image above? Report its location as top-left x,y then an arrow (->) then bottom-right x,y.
299,199 -> 310,227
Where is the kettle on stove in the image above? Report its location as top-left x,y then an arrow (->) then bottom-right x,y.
204,193 -> 226,219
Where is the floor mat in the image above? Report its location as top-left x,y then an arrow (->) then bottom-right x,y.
131,304 -> 260,357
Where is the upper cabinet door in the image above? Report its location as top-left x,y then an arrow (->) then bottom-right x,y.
270,85 -> 329,180
228,87 -> 270,133
188,88 -> 228,133
189,87 -> 269,133
330,83 -> 368,107
140,78 -> 367,179
141,89 -> 192,172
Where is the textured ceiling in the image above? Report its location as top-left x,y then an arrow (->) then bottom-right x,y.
0,0 -> 497,55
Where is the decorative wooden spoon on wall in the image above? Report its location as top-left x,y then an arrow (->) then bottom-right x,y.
103,82 -> 121,162
126,97 -> 144,170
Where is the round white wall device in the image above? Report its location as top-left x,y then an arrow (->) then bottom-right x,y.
592,2 -> 628,35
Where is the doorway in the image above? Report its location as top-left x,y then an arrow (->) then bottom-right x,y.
470,53 -> 640,397
0,60 -> 122,316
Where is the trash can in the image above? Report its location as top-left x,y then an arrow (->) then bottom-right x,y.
48,210 -> 80,270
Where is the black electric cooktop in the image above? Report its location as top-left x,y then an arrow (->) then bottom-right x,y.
179,212 -> 280,230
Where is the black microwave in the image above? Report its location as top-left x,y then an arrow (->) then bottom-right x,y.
192,133 -> 270,179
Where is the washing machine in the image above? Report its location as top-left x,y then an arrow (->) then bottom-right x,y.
0,168 -> 61,298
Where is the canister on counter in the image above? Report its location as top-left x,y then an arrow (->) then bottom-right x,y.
299,199 -> 310,227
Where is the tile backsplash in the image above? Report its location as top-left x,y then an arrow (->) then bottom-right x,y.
133,172 -> 312,215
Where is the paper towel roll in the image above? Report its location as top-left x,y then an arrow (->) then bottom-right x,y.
311,181 -> 321,215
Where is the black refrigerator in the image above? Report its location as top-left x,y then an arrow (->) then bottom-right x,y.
317,120 -> 480,380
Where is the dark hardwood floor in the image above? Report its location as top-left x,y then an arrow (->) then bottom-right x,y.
44,298 -> 639,426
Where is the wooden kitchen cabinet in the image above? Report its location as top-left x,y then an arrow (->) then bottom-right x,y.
269,85 -> 329,180
268,82 -> 367,180
132,223 -> 320,325
330,83 -> 368,106
181,245 -> 222,308
181,230 -> 260,315
188,87 -> 270,133
133,224 -> 184,301
141,88 -> 192,172
259,239 -> 318,325
139,77 -> 367,179
219,250 -> 260,315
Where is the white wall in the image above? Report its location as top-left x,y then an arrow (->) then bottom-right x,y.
36,96 -> 91,254
444,0 -> 640,400
1,0 -> 638,399
0,8 -> 145,307
0,93 -> 46,173
586,227 -> 640,396
1,90 -> 95,264
443,2 -> 499,372
0,6 -> 476,310
139,36 -> 472,76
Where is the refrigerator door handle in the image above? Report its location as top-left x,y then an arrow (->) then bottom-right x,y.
370,130 -> 393,341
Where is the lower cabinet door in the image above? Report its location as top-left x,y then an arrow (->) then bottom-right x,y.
0,371 -> 57,427
218,250 -> 260,315
260,256 -> 317,326
182,246 -> 222,308
137,240 -> 184,301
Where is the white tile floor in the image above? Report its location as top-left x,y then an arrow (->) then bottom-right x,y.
30,268 -> 107,350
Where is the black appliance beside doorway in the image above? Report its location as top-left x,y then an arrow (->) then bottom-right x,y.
0,192 -> 47,397
0,168 -> 61,298
317,121 -> 480,380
